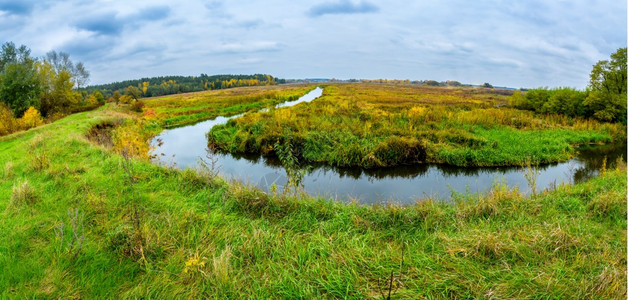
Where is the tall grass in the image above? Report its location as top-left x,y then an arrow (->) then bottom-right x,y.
207,83 -> 623,167
0,92 -> 625,298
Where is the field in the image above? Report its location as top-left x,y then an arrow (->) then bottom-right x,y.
208,83 -> 623,167
0,83 -> 626,298
142,84 -> 316,128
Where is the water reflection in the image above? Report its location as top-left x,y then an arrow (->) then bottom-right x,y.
151,88 -> 626,204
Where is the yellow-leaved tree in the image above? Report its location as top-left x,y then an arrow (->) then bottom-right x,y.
20,106 -> 44,129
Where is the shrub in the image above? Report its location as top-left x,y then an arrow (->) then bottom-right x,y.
0,102 -> 18,136
19,106 -> 44,130
112,120 -> 155,160
368,136 -> 426,167
131,100 -> 145,112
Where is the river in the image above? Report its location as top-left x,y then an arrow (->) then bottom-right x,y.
151,87 -> 625,205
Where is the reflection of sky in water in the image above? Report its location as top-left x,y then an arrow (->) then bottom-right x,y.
152,88 -> 626,205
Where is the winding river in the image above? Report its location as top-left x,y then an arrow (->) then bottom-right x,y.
151,88 -> 626,205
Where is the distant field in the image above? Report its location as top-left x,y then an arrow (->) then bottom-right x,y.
207,83 -> 623,167
143,84 -> 316,128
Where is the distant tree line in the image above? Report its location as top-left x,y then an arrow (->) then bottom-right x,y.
84,74 -> 286,99
510,48 -> 626,124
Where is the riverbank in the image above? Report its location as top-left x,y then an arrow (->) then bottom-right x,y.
0,104 -> 625,298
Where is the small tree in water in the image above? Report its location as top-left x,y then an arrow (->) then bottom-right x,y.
274,132 -> 309,197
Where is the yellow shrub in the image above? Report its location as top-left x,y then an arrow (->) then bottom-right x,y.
0,103 -> 18,136
112,121 -> 154,160
19,106 -> 44,130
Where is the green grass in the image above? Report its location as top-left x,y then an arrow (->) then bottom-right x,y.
207,83 -> 624,167
0,104 -> 626,298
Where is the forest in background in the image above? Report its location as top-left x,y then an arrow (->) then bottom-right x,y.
84,74 -> 285,98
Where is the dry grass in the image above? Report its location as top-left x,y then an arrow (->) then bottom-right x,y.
9,181 -> 38,208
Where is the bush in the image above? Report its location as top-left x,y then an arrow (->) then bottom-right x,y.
19,106 -> 44,129
0,102 -> 18,136
368,136 -> 426,167
131,100 -> 145,112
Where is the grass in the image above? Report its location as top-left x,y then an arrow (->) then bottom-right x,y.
207,83 -> 624,167
0,99 -> 626,298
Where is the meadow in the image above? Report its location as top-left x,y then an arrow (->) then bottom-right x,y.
0,82 -> 626,297
0,102 -> 626,298
207,83 -> 624,167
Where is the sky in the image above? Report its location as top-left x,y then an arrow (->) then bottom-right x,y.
0,0 -> 625,88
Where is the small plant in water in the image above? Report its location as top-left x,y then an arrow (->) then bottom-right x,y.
274,135 -> 309,197
523,157 -> 540,197
198,147 -> 222,212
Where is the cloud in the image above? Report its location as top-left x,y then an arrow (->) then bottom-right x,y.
135,5 -> 171,22
212,41 -> 281,54
308,0 -> 379,17
74,6 -> 171,36
0,0 -> 36,15
75,12 -> 123,36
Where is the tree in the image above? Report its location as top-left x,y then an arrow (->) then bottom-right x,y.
37,61 -> 80,117
44,50 -> 90,89
588,48 -> 626,95
584,48 -> 627,123
482,82 -> 493,88
74,62 -> 90,89
0,42 -> 41,117
113,90 -> 121,104
92,90 -> 105,104
141,81 -> 149,95
124,85 -> 142,101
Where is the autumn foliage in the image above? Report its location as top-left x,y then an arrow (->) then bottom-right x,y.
20,106 -> 44,129
0,104 -> 44,135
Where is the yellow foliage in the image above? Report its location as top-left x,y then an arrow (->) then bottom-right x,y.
86,94 -> 99,106
0,103 -> 18,136
183,253 -> 206,274
408,106 -> 427,119
119,95 -> 133,104
112,121 -> 154,160
19,107 -> 44,130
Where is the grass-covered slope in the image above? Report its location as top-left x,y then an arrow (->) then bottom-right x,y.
0,105 -> 626,298
207,83 -> 623,167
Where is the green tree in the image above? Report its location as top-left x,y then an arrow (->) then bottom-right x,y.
92,90 -> 105,104
124,85 -> 142,100
584,48 -> 627,123
0,42 -> 41,117
37,61 -> 80,116
113,90 -> 121,104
